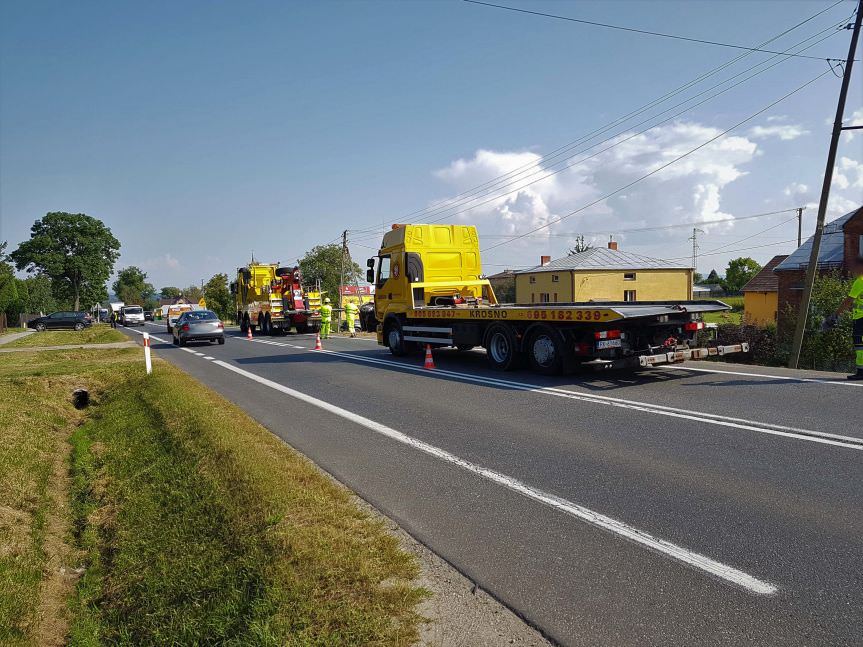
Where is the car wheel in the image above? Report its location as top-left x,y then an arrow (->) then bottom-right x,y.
527,325 -> 565,375
385,319 -> 409,356
35,323 -> 46,332
484,324 -> 522,371
74,322 -> 84,331
218,337 -> 225,345
178,336 -> 186,346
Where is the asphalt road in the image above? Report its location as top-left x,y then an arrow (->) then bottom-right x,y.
121,322 -> 862,646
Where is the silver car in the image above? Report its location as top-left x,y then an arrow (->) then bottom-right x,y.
172,310 -> 225,346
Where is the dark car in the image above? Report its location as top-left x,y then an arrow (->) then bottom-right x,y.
28,311 -> 93,332
172,310 -> 225,346
359,301 -> 377,332
144,310 -> 154,321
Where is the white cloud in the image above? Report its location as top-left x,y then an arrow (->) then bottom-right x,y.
748,123 -> 809,141
784,182 -> 808,197
843,108 -> 863,141
432,121 -> 761,263
833,156 -> 863,190
141,253 -> 182,271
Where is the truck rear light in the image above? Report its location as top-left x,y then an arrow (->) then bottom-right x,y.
594,329 -> 621,340
574,342 -> 591,354
684,322 -> 705,331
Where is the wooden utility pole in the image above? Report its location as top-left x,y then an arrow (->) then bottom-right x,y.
789,1 -> 862,369
339,230 -> 348,330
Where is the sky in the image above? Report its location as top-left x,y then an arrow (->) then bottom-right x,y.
1,0 -> 862,291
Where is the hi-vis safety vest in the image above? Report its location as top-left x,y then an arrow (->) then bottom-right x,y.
345,302 -> 358,318
850,276 -> 863,320
320,304 -> 332,322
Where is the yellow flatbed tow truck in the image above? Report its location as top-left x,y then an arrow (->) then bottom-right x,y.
364,224 -> 747,374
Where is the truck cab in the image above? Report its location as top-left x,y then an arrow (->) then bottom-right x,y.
368,224 -> 495,326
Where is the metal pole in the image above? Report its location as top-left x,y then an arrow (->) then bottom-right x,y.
789,2 -> 862,369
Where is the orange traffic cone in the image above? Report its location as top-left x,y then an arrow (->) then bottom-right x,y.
247,326 -> 253,340
423,344 -> 435,370
314,332 -> 322,351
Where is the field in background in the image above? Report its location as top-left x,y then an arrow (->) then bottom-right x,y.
1,347 -> 426,645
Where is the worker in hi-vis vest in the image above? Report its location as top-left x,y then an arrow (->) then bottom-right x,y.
835,256 -> 863,380
320,298 -> 332,339
344,300 -> 359,337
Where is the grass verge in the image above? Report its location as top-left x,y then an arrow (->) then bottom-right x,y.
1,347 -> 427,644
4,326 -> 127,348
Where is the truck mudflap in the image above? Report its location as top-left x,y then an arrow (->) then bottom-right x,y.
637,343 -> 749,367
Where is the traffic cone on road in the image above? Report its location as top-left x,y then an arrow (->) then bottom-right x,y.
423,344 -> 435,370
247,326 -> 253,341
314,332 -> 323,351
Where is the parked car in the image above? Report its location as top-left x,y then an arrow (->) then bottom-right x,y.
144,310 -> 154,321
172,310 -> 225,346
27,311 -> 93,332
120,305 -> 145,326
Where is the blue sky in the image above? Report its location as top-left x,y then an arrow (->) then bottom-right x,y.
1,0 -> 861,289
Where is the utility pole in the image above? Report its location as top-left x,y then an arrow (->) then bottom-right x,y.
339,230 -> 348,331
789,1 -> 862,369
796,207 -> 804,248
689,228 -> 705,278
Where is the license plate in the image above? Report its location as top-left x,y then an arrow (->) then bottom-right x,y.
596,339 -> 621,350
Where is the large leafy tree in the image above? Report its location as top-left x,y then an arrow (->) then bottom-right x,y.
299,244 -> 362,301
182,285 -> 203,302
706,269 -> 721,283
203,273 -> 232,320
721,257 -> 761,294
112,266 -> 154,305
10,212 -> 120,311
0,242 -> 21,321
160,286 -> 182,299
21,275 -> 57,314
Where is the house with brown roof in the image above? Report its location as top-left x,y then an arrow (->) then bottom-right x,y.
773,206 -> 863,331
741,255 -> 787,326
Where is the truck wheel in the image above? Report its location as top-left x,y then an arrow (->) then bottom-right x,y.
527,325 -> 565,375
385,320 -> 408,356
484,324 -> 521,371
296,322 -> 309,334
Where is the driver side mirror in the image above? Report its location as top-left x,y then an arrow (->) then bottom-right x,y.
366,269 -> 374,283
367,258 -> 375,269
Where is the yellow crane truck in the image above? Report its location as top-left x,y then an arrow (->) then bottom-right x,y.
364,224 -> 747,374
232,263 -> 321,335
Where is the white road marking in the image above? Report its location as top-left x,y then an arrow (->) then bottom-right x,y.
203,356 -> 215,360
210,359 -> 777,596
249,341 -> 862,451
661,365 -> 863,387
194,352 -> 205,356
181,347 -> 196,354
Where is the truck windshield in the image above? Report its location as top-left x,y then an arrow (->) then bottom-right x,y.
124,307 -> 143,314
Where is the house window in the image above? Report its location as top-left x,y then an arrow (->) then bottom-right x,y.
552,274 -> 559,283
553,293 -> 558,302
624,272 -> 636,281
624,290 -> 637,302
531,293 -> 535,303
539,293 -> 551,303
529,276 -> 536,284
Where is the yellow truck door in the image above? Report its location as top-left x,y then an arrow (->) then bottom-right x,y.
375,252 -> 407,316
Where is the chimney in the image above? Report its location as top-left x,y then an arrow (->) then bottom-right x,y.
540,255 -> 551,266
607,241 -> 618,251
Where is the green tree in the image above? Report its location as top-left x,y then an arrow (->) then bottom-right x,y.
567,235 -> 593,255
22,275 -> 57,314
721,257 -> 761,294
112,266 -> 154,305
299,244 -> 362,302
10,212 -> 120,311
693,272 -> 704,284
160,286 -> 182,299
183,285 -> 203,302
706,269 -> 721,283
203,273 -> 232,320
0,242 -> 23,322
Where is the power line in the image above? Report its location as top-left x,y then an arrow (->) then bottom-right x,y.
349,1 -> 847,237
463,0 -> 851,61
480,69 -> 832,253
476,208 -> 801,238
350,21 -> 844,246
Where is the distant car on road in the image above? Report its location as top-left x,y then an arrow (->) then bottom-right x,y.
27,311 -> 93,332
144,310 -> 154,321
120,305 -> 145,326
172,310 -> 225,346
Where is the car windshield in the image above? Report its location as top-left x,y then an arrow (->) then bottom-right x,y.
186,311 -> 218,321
